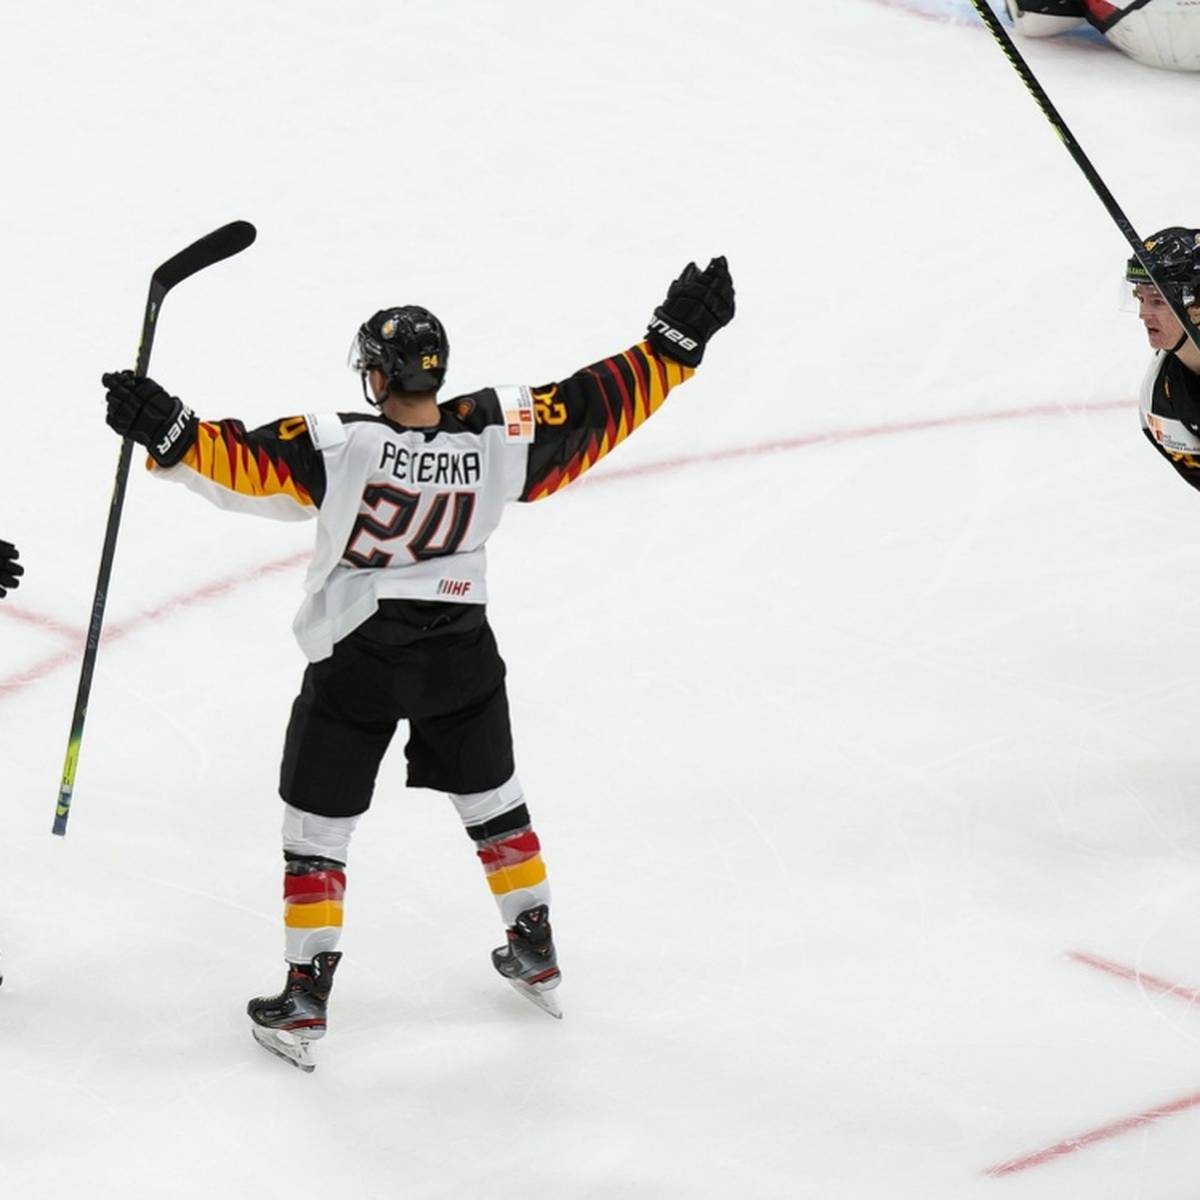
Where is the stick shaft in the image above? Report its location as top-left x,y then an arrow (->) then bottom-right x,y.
53,222 -> 256,836
967,0 -> 1200,348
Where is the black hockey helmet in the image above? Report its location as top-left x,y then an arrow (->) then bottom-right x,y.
1125,227 -> 1200,306
349,305 -> 449,403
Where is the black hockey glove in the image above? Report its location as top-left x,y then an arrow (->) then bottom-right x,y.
646,256 -> 735,368
102,370 -> 198,468
0,540 -> 22,599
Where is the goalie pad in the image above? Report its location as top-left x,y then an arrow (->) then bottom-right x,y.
1006,0 -> 1088,36
1091,0 -> 1200,71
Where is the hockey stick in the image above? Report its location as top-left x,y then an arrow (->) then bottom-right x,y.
52,220 -> 257,837
966,0 -> 1200,352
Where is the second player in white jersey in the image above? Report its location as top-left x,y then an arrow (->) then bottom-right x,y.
1126,228 -> 1200,484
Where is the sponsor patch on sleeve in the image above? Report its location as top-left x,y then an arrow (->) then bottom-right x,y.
495,385 -> 535,444
1146,412 -> 1200,455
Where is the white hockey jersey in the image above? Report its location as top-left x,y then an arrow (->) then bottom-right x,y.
1138,349 -> 1200,488
150,341 -> 694,660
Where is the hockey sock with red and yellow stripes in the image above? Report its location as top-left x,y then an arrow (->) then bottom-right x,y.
451,775 -> 550,925
279,804 -> 358,963
473,812 -> 549,923
283,852 -> 346,963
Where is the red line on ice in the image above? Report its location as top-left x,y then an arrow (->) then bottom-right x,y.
0,606 -> 81,642
980,952 -> 1200,1176
1068,950 -> 1200,1008
102,550 -> 310,639
0,399 -> 1131,701
0,646 -> 85,701
0,551 -> 309,700
984,1090 -> 1200,1177
588,398 -> 1130,485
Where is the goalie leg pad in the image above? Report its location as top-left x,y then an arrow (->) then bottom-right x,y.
1095,2 -> 1200,71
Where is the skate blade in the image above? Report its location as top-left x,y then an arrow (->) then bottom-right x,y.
251,1026 -> 317,1072
507,977 -> 563,1019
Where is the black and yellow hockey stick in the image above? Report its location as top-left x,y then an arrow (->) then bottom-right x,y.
53,221 -> 257,837
967,0 -> 1200,351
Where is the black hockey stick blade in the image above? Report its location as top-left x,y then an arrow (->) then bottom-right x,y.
966,0 -> 1200,353
133,221 -> 257,377
152,220 -> 256,295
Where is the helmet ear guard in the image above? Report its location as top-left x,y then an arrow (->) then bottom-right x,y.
349,305 -> 449,405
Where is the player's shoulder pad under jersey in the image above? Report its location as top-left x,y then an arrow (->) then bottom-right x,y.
438,388 -> 513,435
302,412 -> 347,451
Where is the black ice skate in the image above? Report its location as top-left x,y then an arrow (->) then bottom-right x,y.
492,905 -> 562,1019
247,951 -> 342,1072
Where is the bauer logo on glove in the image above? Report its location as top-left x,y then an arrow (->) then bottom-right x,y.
102,370 -> 199,468
155,405 -> 197,461
646,317 -> 699,353
645,256 -> 735,368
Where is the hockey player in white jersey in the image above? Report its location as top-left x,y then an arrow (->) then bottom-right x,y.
101,258 -> 735,1070
1005,0 -> 1200,70
1126,228 -> 1200,482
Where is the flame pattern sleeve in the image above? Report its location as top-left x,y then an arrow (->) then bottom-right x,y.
151,415 -> 326,517
519,341 -> 694,502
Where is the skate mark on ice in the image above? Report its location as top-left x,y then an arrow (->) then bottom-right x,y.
0,400 -> 1130,701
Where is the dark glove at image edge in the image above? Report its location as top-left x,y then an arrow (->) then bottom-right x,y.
0,539 -> 22,599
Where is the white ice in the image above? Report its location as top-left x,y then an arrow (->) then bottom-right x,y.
3,1 -> 1200,1197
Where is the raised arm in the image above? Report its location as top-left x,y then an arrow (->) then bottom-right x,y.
520,257 -> 734,502
102,371 -> 325,519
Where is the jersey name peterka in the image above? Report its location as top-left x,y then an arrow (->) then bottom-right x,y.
379,442 -> 483,487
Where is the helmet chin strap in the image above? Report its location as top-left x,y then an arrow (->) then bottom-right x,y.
1171,332 -> 1189,355
360,373 -> 380,408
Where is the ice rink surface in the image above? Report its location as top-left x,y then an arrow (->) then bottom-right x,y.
3,1 -> 1200,1196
